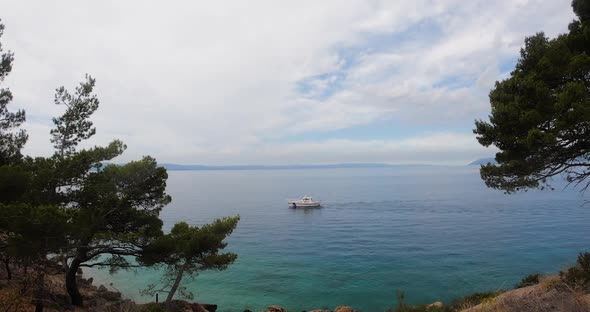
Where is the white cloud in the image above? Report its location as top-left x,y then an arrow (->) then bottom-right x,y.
0,0 -> 575,164
155,132 -> 493,165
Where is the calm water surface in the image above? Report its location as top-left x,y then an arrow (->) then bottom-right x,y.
89,166 -> 590,311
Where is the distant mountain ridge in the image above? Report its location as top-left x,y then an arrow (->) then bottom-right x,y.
468,157 -> 497,165
159,163 -> 431,171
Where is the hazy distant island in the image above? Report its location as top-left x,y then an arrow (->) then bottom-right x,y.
467,157 -> 497,166
161,161 -> 500,170
159,163 -> 433,171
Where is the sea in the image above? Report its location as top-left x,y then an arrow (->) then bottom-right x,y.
87,165 -> 590,311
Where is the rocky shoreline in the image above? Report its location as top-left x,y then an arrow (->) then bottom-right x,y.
2,266 -> 590,312
75,274 -> 363,312
0,266 -> 365,312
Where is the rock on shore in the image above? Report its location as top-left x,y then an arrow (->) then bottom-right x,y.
264,305 -> 358,312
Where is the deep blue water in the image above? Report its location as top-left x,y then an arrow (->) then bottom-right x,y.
88,166 -> 590,311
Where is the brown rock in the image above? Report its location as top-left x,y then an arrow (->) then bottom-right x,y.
199,303 -> 218,312
161,301 -> 216,312
265,306 -> 286,312
100,290 -> 122,301
187,303 -> 217,312
334,306 -> 357,312
190,303 -> 209,312
427,301 -> 444,308
76,275 -> 93,286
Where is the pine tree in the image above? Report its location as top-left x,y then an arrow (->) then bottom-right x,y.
474,0 -> 590,193
139,216 -> 240,305
0,19 -> 27,166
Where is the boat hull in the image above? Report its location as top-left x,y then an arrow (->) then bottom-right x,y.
288,201 -> 321,208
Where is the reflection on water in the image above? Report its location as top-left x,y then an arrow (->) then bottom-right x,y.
289,206 -> 323,215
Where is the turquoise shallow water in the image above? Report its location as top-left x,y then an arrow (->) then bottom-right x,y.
88,166 -> 590,311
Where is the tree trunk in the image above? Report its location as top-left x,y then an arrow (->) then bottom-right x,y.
20,265 -> 29,295
165,263 -> 188,304
62,255 -> 70,272
2,257 -> 11,280
34,272 -> 44,312
66,257 -> 83,306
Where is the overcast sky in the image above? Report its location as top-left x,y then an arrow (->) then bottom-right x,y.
0,0 -> 575,165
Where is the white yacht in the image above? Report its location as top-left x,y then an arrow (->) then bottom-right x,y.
288,196 -> 321,208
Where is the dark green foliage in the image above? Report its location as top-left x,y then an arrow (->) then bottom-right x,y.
573,0 -> 590,22
392,290 -> 411,312
515,273 -> 541,289
0,202 -> 70,312
0,19 -> 27,166
0,203 -> 69,266
0,165 -> 30,203
0,22 -> 12,80
0,72 -> 168,307
0,18 -> 175,308
68,155 -> 171,272
139,216 -> 240,304
0,76 -> 172,307
560,252 -> 590,290
47,81 -> 171,305
0,17 -> 241,311
474,0 -> 590,193
50,75 -> 99,157
390,291 -> 413,312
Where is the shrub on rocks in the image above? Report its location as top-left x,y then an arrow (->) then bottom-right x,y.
515,273 -> 541,289
560,252 -> 590,291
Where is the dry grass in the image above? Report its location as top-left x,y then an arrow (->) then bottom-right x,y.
539,275 -> 563,291
453,291 -> 504,311
461,278 -> 590,312
0,286 -> 31,312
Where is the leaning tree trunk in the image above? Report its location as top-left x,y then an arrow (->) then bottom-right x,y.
165,263 -> 189,304
2,257 -> 11,280
20,265 -> 29,295
34,271 -> 45,312
66,257 -> 83,306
